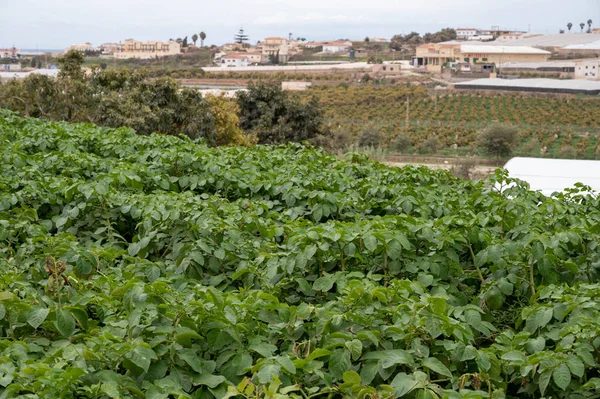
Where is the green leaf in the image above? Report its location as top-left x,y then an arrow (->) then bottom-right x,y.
525,337 -> 546,354
27,307 -> 49,329
276,356 -> 296,374
126,346 -> 157,373
313,275 -> 335,292
422,357 -> 452,378
179,349 -> 203,373
525,307 -> 553,333
501,351 -> 526,364
257,364 -> 280,384
391,373 -> 418,397
249,342 -> 277,358
539,370 -> 552,396
567,355 -> 585,378
429,297 -> 446,316
345,339 -> 363,361
55,309 -> 75,337
214,248 -> 226,260
329,349 -> 351,379
553,363 -> 571,390
343,370 -> 361,385
363,350 -> 415,369
308,348 -> 332,361
0,304 -> 5,320
194,374 -> 226,388
363,234 -> 378,252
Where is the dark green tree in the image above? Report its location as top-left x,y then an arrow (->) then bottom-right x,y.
200,31 -> 207,47
192,33 -> 199,46
236,81 -> 323,144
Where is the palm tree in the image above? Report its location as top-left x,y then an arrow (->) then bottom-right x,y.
200,32 -> 207,47
588,19 -> 593,32
567,22 -> 573,32
580,22 -> 585,32
192,33 -> 198,46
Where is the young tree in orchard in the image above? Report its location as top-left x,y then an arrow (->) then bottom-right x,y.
478,123 -> 518,159
192,33 -> 198,46
200,31 -> 207,47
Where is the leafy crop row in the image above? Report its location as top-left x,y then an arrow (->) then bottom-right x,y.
1,110 -> 600,398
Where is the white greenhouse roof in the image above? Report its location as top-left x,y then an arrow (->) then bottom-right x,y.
461,45 -> 551,55
454,78 -> 600,94
492,33 -> 600,48
504,157 -> 600,195
500,61 -> 576,69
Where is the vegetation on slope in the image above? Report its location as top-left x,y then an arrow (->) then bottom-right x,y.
296,85 -> 600,159
1,111 -> 600,398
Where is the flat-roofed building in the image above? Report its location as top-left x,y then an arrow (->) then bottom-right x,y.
220,54 -> 249,67
456,28 -> 480,40
111,39 -> 181,59
322,41 -> 352,53
415,43 -> 550,72
66,42 -> 95,53
575,59 -> 600,80
0,47 -> 20,58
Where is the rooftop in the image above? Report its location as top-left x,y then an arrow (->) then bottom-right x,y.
461,45 -> 551,54
491,33 -> 600,48
504,157 -> 600,196
455,78 -> 600,95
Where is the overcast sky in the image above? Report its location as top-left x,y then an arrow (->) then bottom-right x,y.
1,0 -> 598,49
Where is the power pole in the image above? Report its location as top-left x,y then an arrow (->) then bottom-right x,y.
405,97 -> 410,130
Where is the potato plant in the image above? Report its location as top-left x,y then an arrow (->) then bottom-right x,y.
1,110 -> 600,398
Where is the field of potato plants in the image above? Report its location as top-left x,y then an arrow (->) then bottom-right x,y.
298,86 -> 600,158
2,109 -> 600,398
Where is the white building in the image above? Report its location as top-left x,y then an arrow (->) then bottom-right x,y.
575,59 -> 600,81
221,54 -> 249,67
456,28 -> 480,40
322,41 -> 352,53
66,42 -> 95,53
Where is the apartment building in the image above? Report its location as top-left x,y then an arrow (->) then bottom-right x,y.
102,40 -> 181,59
261,37 -> 296,63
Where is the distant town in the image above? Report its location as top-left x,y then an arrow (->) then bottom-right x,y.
2,23 -> 600,92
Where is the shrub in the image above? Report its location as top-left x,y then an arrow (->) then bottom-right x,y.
478,123 -> 518,158
450,157 -> 477,180
392,133 -> 412,152
420,135 -> 440,154
358,127 -> 383,148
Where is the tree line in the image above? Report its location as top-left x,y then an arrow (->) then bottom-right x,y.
0,50 -> 325,146
389,28 -> 457,50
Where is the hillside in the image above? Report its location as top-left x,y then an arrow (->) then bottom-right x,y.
1,110 -> 600,398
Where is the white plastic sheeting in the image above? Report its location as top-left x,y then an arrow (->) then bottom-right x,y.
504,157 -> 600,195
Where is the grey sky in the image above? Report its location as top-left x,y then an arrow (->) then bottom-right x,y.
1,0 -> 598,49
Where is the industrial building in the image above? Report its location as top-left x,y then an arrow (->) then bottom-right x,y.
414,43 -> 550,72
